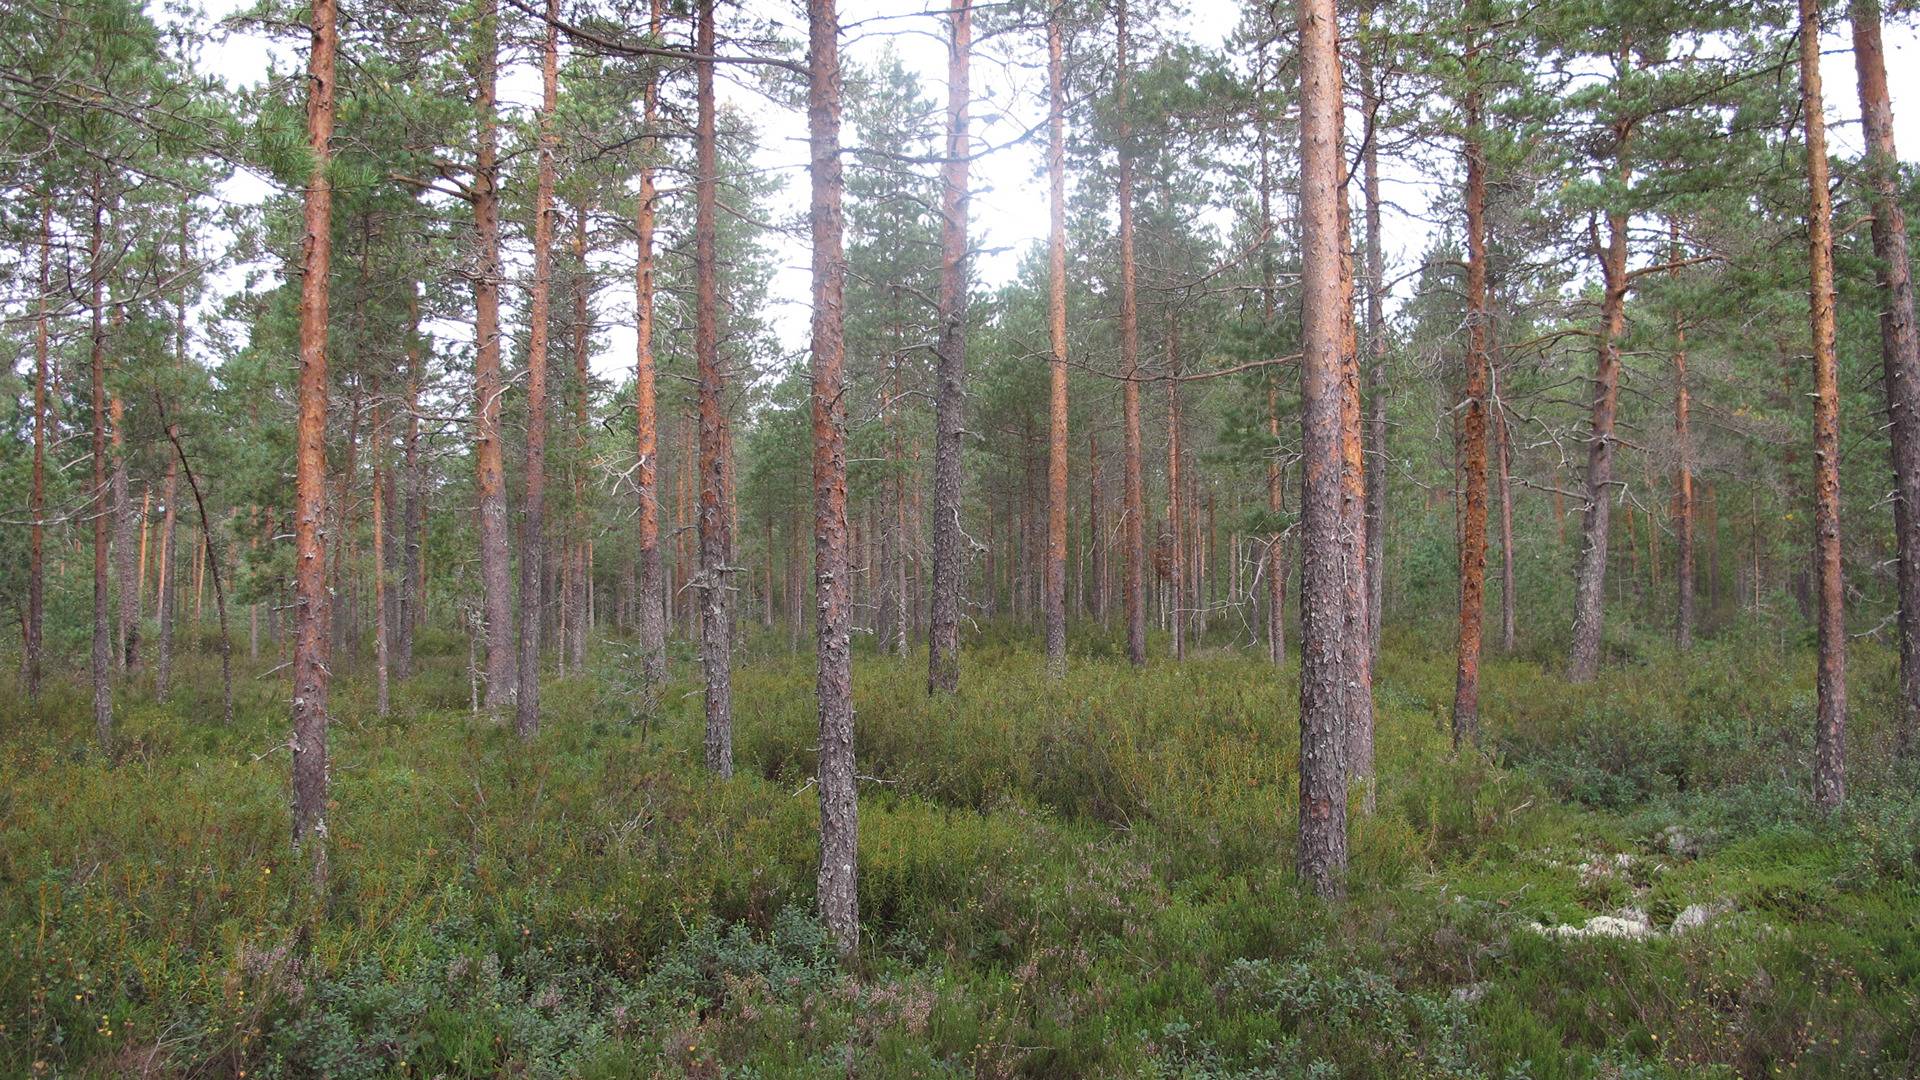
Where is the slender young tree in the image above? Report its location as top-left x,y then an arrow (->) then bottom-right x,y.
1043,0 -> 1069,678
291,0 -> 338,892
928,0 -> 973,694
1116,0 -> 1147,668
807,0 -> 857,956
694,0 -> 734,773
1851,0 -> 1920,755
1295,0 -> 1350,899
516,0 -> 560,738
1800,0 -> 1846,811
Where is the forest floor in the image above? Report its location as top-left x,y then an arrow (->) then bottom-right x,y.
1,624 -> 1917,1078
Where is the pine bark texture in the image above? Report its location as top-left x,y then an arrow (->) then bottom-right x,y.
472,0 -> 516,711
1569,91 -> 1631,684
111,395 -> 138,672
927,0 -> 972,694
1294,0 -> 1349,899
1361,34 -> 1388,664
1801,0 -> 1848,810
807,0 -> 858,955
1043,3 -> 1069,678
28,196 -> 50,699
89,177 -> 112,748
634,0 -> 667,699
1453,88 -> 1490,750
291,0 -> 337,893
516,0 -> 559,738
1672,221 -> 1695,653
695,0 -> 734,774
1852,0 -> 1920,756
1117,0 -> 1147,668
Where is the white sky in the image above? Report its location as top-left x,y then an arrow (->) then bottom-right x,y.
181,1 -> 1920,382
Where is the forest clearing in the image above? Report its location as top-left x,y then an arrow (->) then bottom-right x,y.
2,0 -> 1919,1074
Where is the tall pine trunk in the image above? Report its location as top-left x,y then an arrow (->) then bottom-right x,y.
807,0 -> 857,955
1360,36 -> 1387,663
516,0 -> 559,738
695,0 -> 735,774
1851,0 -> 1920,756
395,288 -> 422,679
89,174 -> 113,748
1453,81 -> 1490,749
1671,220 -> 1696,652
371,387 -> 390,718
928,0 -> 972,694
1801,0 -> 1848,810
1043,1 -> 1069,678
569,204 -> 592,672
1166,319 -> 1185,662
634,0 -> 667,701
472,0 -> 516,710
1569,67 -> 1631,683
1495,381 -> 1516,653
111,394 -> 139,672
28,195 -> 50,699
156,446 -> 179,697
1295,0 -> 1349,899
290,0 -> 337,893
1117,0 -> 1147,668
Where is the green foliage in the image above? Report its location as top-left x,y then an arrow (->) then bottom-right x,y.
2,634 -> 1915,1076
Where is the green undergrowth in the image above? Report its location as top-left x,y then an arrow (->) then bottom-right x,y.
1,629 -> 1915,1077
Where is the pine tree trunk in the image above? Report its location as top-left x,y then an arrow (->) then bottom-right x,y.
138,486 -> 151,619
516,0 -> 559,739
1268,389 -> 1286,665
371,387 -> 390,718
1453,84 -> 1490,749
928,0 -> 972,694
472,0 -> 517,711
1495,386 -> 1517,653
1043,2 -> 1070,677
156,449 -> 180,698
1569,78 -> 1631,683
1257,43 -> 1286,668
1851,0 -> 1920,756
395,288 -> 422,680
291,0 -> 337,894
28,195 -> 50,700
1117,0 -> 1147,668
111,394 -> 139,672
1167,320 -> 1185,662
695,0 -> 734,774
1336,135 -> 1373,806
570,203 -> 592,673
1089,433 -> 1105,625
1294,0 -> 1349,899
1361,38 -> 1388,664
807,0 -> 857,954
634,0 -> 667,700
89,174 -> 113,749
1801,0 -> 1848,810
1671,221 -> 1696,652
